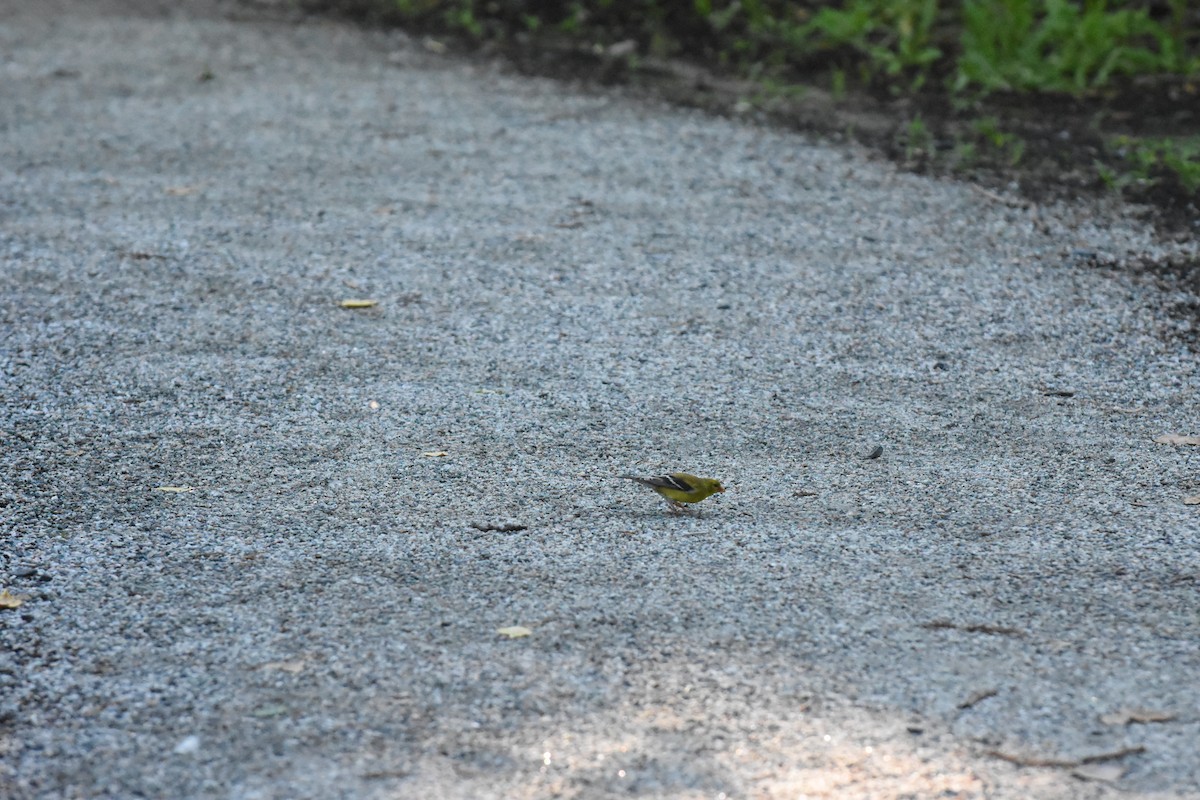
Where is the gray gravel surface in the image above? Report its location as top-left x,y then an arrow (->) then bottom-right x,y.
2,2 -> 1199,798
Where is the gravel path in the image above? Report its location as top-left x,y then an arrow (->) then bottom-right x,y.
2,2 -> 1198,798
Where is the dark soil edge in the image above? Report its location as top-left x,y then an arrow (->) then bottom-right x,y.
284,1 -> 1200,345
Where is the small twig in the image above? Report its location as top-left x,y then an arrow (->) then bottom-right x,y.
957,688 -> 999,710
1081,745 -> 1147,764
469,522 -> 528,532
362,770 -> 410,780
985,744 -> 1145,768
970,183 -> 1029,209
985,750 -> 1077,768
117,250 -> 168,260
922,620 -> 1025,637
964,623 -> 1023,636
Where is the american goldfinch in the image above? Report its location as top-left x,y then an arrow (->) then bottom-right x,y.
618,472 -> 725,511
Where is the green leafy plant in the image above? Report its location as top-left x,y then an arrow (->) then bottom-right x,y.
972,116 -> 1026,165
788,0 -> 943,86
1108,134 -> 1200,193
899,114 -> 934,160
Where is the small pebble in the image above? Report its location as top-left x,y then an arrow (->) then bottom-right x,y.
173,735 -> 201,755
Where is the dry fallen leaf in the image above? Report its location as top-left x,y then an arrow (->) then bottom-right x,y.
1153,433 -> 1200,446
422,451 -> 448,458
497,626 -> 532,639
1184,496 -> 1200,506
1100,708 -> 1176,725
153,486 -> 196,493
0,589 -> 27,609
339,299 -> 378,309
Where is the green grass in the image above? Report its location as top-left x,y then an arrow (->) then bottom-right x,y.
957,0 -> 1198,93
366,0 -> 1199,205
381,1 -> 1198,93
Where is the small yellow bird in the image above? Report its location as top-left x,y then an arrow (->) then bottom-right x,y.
618,472 -> 725,511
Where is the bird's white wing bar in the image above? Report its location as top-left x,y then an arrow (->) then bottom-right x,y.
648,474 -> 695,492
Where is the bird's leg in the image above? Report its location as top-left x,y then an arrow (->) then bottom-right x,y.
666,500 -> 690,513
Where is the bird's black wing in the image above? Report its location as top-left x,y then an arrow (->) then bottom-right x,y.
619,474 -> 694,492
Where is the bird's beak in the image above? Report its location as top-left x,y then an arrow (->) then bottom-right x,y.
717,485 -> 726,492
